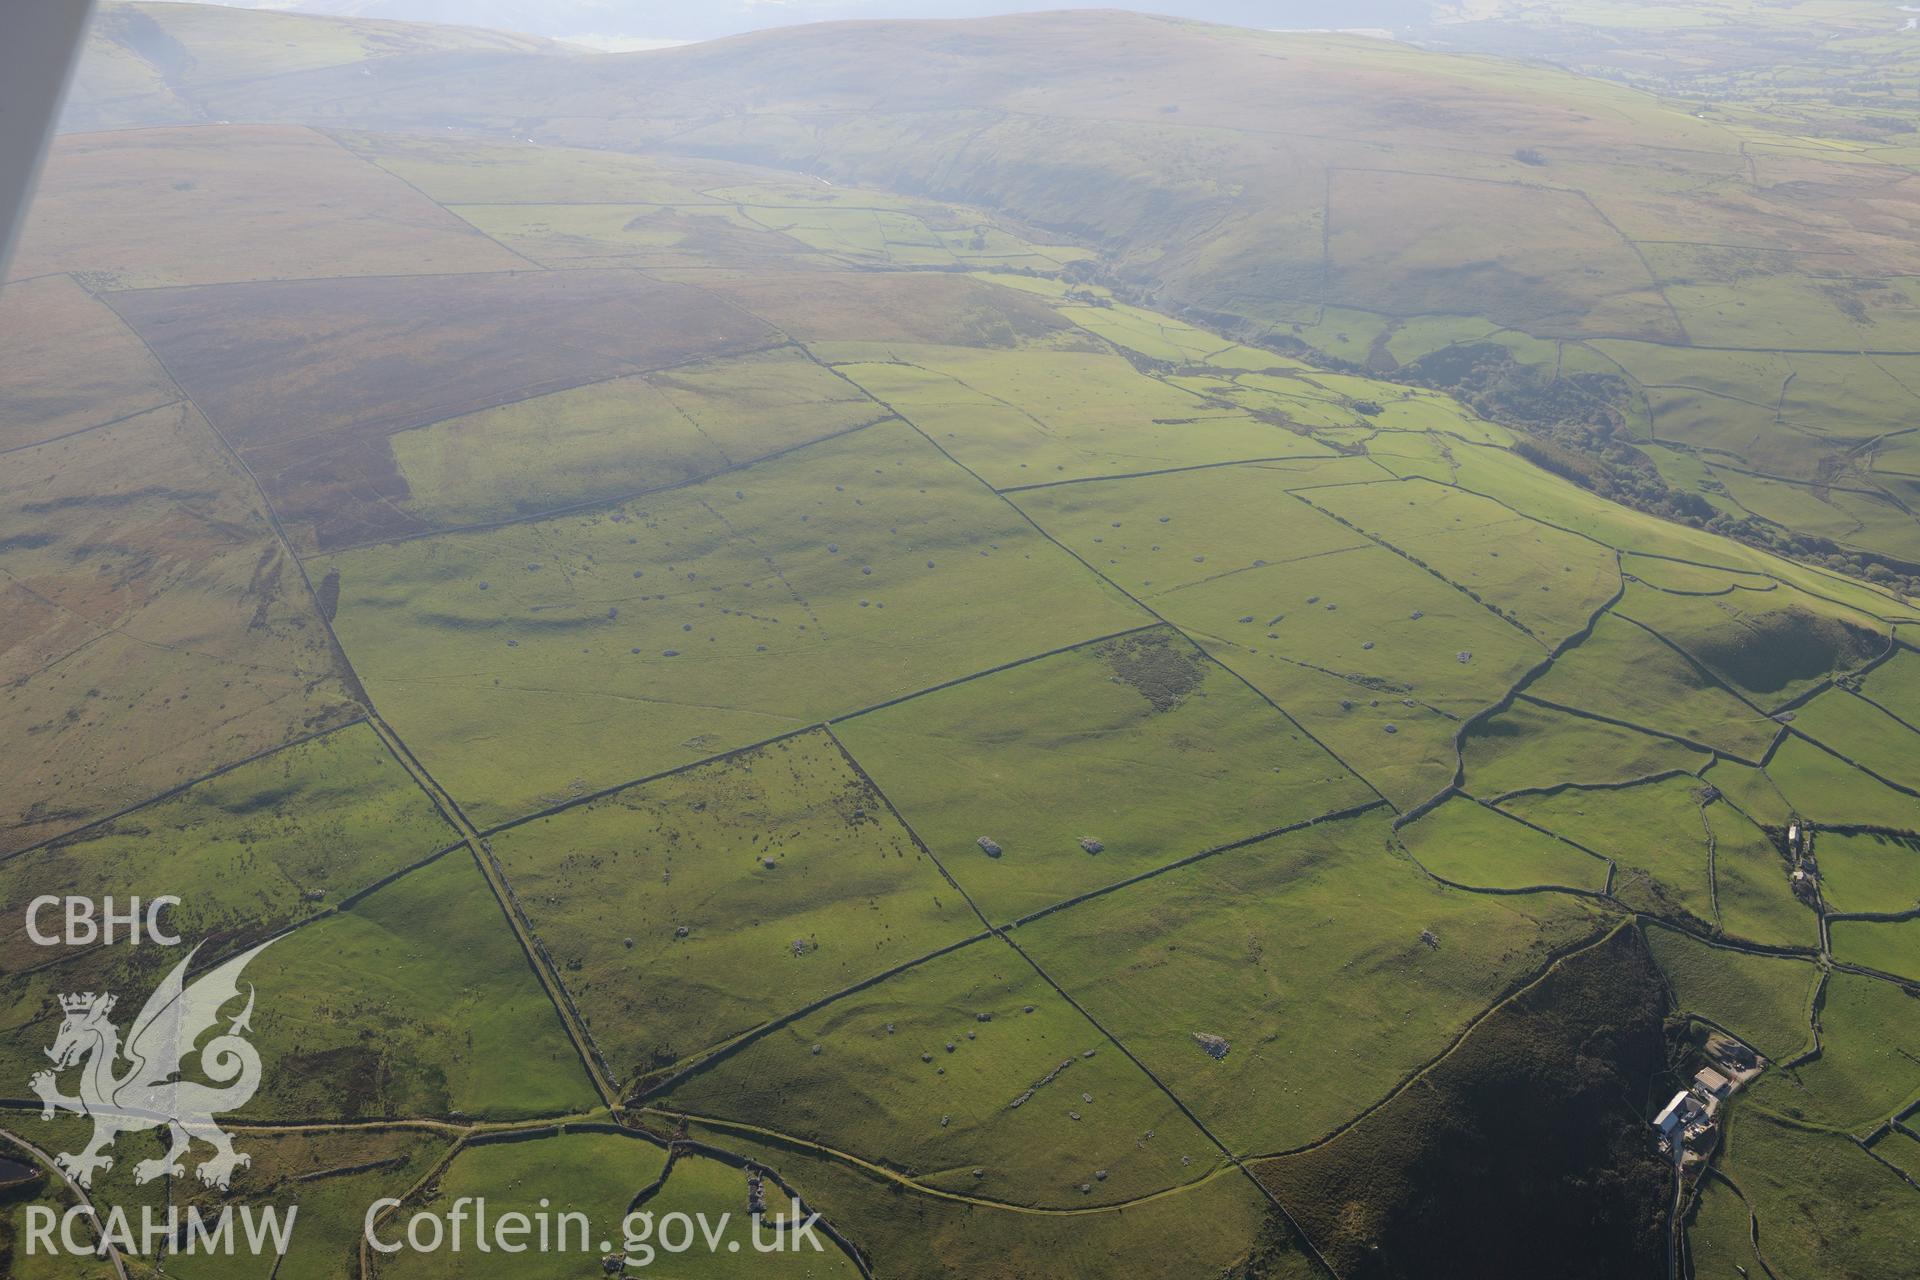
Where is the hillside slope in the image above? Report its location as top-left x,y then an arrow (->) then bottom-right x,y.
63,4 -> 1920,593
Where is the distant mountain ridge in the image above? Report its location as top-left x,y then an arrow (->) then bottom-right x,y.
132,0 -> 1443,45
63,0 -> 1920,591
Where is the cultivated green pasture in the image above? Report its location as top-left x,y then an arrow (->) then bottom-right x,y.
629,1150 -> 866,1279
666,938 -> 1221,1208
1011,464 -> 1373,599
1523,613 -> 1779,761
1063,300 -> 1280,367
1684,1175 -> 1760,1280
388,347 -> 885,528
322,422 -> 1144,825
1752,972 -> 1920,1132
238,851 -> 598,1121
1829,919 -> 1920,983
1713,468 -> 1920,566
1165,368 -> 1381,436
1167,542 -> 1543,790
1010,463 -> 1549,806
1815,830 -> 1920,916
487,731 -> 979,1083
25,12 -> 1920,1276
1395,797 -> 1609,892
1616,579 -> 1889,710
833,626 -> 1372,923
683,1122 -> 1305,1280
1790,688 -> 1920,793
1858,645 -> 1920,725
1767,736 -> 1920,832
1642,924 -> 1818,1062
1443,445 -> 1909,619
1462,701 -> 1710,800
1703,805 -> 1817,949
1013,814 -> 1601,1155
1872,1127 -> 1920,1182
825,345 -> 1321,487
1701,756 -> 1797,826
377,1130 -> 668,1280
1716,1109 -> 1919,1280
0,721 -> 452,976
1218,656 -> 1463,811
0,724 -> 462,1103
1304,478 -> 1621,645
1130,526 -> 1545,713
1505,777 -> 1716,925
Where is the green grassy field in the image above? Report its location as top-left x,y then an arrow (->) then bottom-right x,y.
1871,1127 -> 1920,1182
833,626 -> 1373,921
238,851 -> 599,1121
1751,972 -> 1920,1132
1615,580 -> 1889,711
1303,478 -> 1620,645
1009,462 -> 1377,600
387,347 -> 886,529
1700,757 -> 1796,828
1011,461 -> 1549,807
1395,797 -> 1610,892
1829,918 -> 1920,982
1522,613 -> 1779,761
682,1120 -> 1310,1280
1642,924 -> 1818,1061
0,722 -> 451,975
1815,830 -> 1920,916
0,724 -> 462,1099
1061,299 -> 1279,367
1463,701 -> 1710,800
1504,777 -> 1716,924
375,1130 -> 666,1280
1857,645 -> 1920,726
1716,1108 -> 1920,1280
1224,654 -> 1467,811
627,1148 -> 866,1280
665,937 -> 1221,1208
14,5 -> 1920,1273
321,421 -> 1144,826
1791,689 -> 1920,793
1766,737 -> 1920,832
1703,805 -> 1818,949
486,730 -> 979,1084
826,345 -> 1318,488
1012,813 -> 1601,1155
1685,1175 -> 1760,1280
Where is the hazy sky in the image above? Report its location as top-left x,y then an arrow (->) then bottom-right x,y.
147,0 -> 1440,46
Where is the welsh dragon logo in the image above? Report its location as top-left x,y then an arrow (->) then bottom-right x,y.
29,941 -> 271,1190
